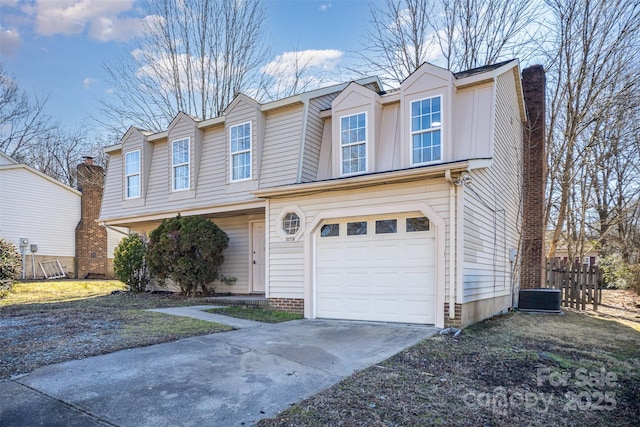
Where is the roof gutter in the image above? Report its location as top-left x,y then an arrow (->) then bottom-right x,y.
254,159 -> 491,198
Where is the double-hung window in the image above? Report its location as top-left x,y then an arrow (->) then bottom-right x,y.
172,138 -> 190,191
125,150 -> 141,199
340,112 -> 367,175
411,96 -> 442,164
230,122 -> 251,181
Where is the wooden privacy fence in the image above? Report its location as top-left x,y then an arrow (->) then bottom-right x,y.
546,258 -> 603,310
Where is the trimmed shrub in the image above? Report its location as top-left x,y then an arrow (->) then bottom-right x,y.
147,215 -> 230,296
0,239 -> 22,298
113,233 -> 150,292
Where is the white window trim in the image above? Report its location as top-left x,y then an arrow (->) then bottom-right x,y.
171,137 -> 190,192
124,150 -> 141,199
410,95 -> 442,166
339,111 -> 367,176
230,121 -> 252,182
276,206 -> 306,242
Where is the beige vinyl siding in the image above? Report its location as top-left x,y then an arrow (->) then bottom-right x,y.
209,215 -> 264,294
462,69 -> 523,302
100,153 -> 124,220
301,94 -> 337,182
267,179 -> 452,300
0,166 -> 80,257
260,105 -> 304,187
376,103 -> 402,171
106,227 -> 128,258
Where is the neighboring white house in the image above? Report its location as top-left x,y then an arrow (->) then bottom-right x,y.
99,60 -> 535,328
0,152 -> 124,279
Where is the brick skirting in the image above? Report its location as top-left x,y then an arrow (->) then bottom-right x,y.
268,298 -> 304,314
443,303 -> 462,328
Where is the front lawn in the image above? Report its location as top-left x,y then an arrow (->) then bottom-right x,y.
258,308 -> 640,427
0,280 -> 231,379
207,305 -> 303,323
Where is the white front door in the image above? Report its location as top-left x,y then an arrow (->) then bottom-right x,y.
251,222 -> 265,293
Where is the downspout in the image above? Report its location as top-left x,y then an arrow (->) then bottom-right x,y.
444,170 -> 456,320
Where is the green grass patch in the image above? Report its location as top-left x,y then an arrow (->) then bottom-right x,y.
0,280 -> 126,306
121,310 -> 232,339
207,306 -> 303,323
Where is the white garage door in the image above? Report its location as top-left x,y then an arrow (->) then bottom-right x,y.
315,213 -> 436,324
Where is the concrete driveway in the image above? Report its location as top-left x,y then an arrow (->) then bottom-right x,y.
0,319 -> 437,426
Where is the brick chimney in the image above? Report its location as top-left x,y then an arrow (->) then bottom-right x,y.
75,157 -> 107,279
521,65 -> 547,289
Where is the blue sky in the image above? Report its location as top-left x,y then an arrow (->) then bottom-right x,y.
0,0 -> 372,131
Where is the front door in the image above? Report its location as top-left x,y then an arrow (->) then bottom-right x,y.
251,222 -> 265,293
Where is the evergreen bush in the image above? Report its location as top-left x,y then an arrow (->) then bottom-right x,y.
147,215 -> 230,296
113,233 -> 150,292
0,239 -> 22,298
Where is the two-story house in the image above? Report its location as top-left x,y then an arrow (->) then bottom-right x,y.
99,60 -> 533,328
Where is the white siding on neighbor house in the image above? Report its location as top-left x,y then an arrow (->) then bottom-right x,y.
0,165 -> 80,257
260,104 -> 304,187
267,179 -> 452,300
461,69 -> 523,303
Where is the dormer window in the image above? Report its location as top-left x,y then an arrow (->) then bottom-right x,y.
172,137 -> 190,191
411,96 -> 441,164
125,150 -> 140,199
340,112 -> 367,175
230,122 -> 252,181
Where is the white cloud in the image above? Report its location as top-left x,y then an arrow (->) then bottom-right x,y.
319,3 -> 332,12
83,77 -> 97,90
0,26 -> 21,55
261,49 -> 343,77
27,0 -> 151,42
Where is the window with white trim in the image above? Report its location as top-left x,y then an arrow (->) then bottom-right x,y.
340,112 -> 366,175
282,212 -> 300,235
172,138 -> 190,191
411,96 -> 441,164
125,150 -> 141,199
230,122 -> 251,181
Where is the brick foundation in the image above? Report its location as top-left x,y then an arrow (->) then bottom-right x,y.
443,303 -> 463,328
268,298 -> 304,314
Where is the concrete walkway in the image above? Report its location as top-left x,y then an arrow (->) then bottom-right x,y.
0,319 -> 437,426
147,305 -> 264,329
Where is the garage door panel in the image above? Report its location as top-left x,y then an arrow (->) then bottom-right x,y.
316,214 -> 436,324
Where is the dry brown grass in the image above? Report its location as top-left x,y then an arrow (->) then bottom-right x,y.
0,281 -> 232,379
258,295 -> 640,427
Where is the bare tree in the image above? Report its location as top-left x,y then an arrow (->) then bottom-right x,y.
99,0 -> 268,134
357,0 -> 539,84
0,63 -> 56,159
544,0 -> 640,259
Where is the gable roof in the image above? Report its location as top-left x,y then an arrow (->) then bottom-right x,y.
0,151 -> 81,196
453,59 -> 516,79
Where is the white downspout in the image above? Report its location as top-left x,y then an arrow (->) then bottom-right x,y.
444,170 -> 456,320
